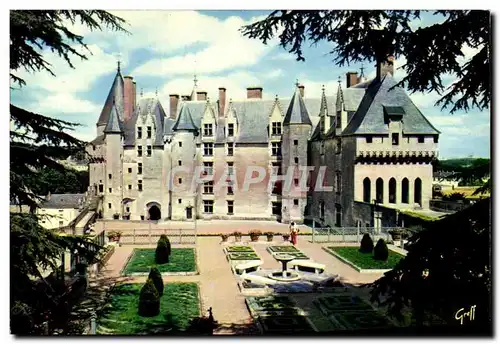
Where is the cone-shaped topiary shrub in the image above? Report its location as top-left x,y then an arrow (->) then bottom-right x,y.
159,234 -> 168,242
155,238 -> 170,264
148,267 -> 164,296
359,233 -> 374,253
138,278 -> 160,317
373,239 -> 389,261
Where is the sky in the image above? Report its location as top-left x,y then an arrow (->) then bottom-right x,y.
10,10 -> 490,159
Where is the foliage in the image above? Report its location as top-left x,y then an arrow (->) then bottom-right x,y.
21,167 -> 89,197
441,192 -> 466,201
155,237 -> 171,264
264,231 -> 274,237
138,279 -> 160,317
123,248 -> 196,274
148,267 -> 164,297
187,307 -> 218,335
220,233 -> 229,241
373,239 -> 389,261
10,10 -> 127,335
232,231 -> 242,237
10,213 -> 102,334
249,230 -> 262,236
327,247 -> 403,270
370,198 -> 491,330
242,10 -> 490,114
98,283 -> 199,334
107,230 -> 122,239
359,233 -> 374,253
10,10 -> 127,210
434,158 -> 491,193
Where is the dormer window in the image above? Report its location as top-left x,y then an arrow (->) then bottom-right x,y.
203,124 -> 213,136
392,133 -> 399,145
319,118 -> 325,133
271,122 -> 282,135
147,126 -> 152,139
137,127 -> 142,139
320,141 -> 325,155
228,123 -> 234,137
336,111 -> 341,129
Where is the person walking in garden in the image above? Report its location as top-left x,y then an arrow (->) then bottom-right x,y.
290,221 -> 299,245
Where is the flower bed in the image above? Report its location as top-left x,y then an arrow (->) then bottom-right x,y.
228,252 -> 260,260
246,296 -> 315,334
268,246 -> 300,253
313,295 -> 392,331
122,248 -> 197,275
225,245 -> 255,253
325,247 -> 404,270
97,283 -> 200,335
268,246 -> 309,260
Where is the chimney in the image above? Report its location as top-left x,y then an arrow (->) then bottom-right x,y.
247,87 -> 263,99
196,91 -> 207,101
346,72 -> 358,88
377,56 -> 394,81
298,85 -> 305,97
132,81 -> 137,112
169,94 -> 179,119
123,76 -> 135,122
218,87 -> 226,117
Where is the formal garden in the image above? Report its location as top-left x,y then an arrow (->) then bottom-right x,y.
121,235 -> 197,275
323,234 -> 405,271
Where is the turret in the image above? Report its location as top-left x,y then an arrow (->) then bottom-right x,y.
281,81 -> 312,224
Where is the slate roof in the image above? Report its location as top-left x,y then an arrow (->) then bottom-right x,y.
123,98 -> 166,146
172,103 -> 198,132
97,69 -> 124,126
283,86 -> 313,126
42,194 -> 85,209
342,74 -> 441,136
90,135 -> 105,145
103,103 -> 124,134
163,117 -> 176,136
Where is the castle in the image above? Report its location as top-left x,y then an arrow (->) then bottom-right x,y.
87,58 -> 440,228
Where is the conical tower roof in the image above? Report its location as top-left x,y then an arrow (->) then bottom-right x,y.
104,101 -> 124,134
172,103 -> 198,131
97,65 -> 124,126
283,83 -> 312,126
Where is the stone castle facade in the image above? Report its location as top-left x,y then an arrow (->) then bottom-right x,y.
87,58 -> 440,227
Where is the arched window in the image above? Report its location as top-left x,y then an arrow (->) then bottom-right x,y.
402,178 -> 409,204
414,178 -> 422,205
363,177 -> 371,203
389,178 -> 397,204
376,178 -> 384,203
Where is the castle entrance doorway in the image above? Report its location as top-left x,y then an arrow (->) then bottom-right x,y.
148,205 -> 161,221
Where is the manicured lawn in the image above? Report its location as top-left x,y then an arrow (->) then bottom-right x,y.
327,246 -> 404,269
123,248 -> 196,274
97,283 -> 200,335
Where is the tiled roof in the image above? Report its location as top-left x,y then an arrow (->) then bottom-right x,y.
342,74 -> 441,136
96,69 -> 124,126
283,86 -> 312,126
42,193 -> 85,209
